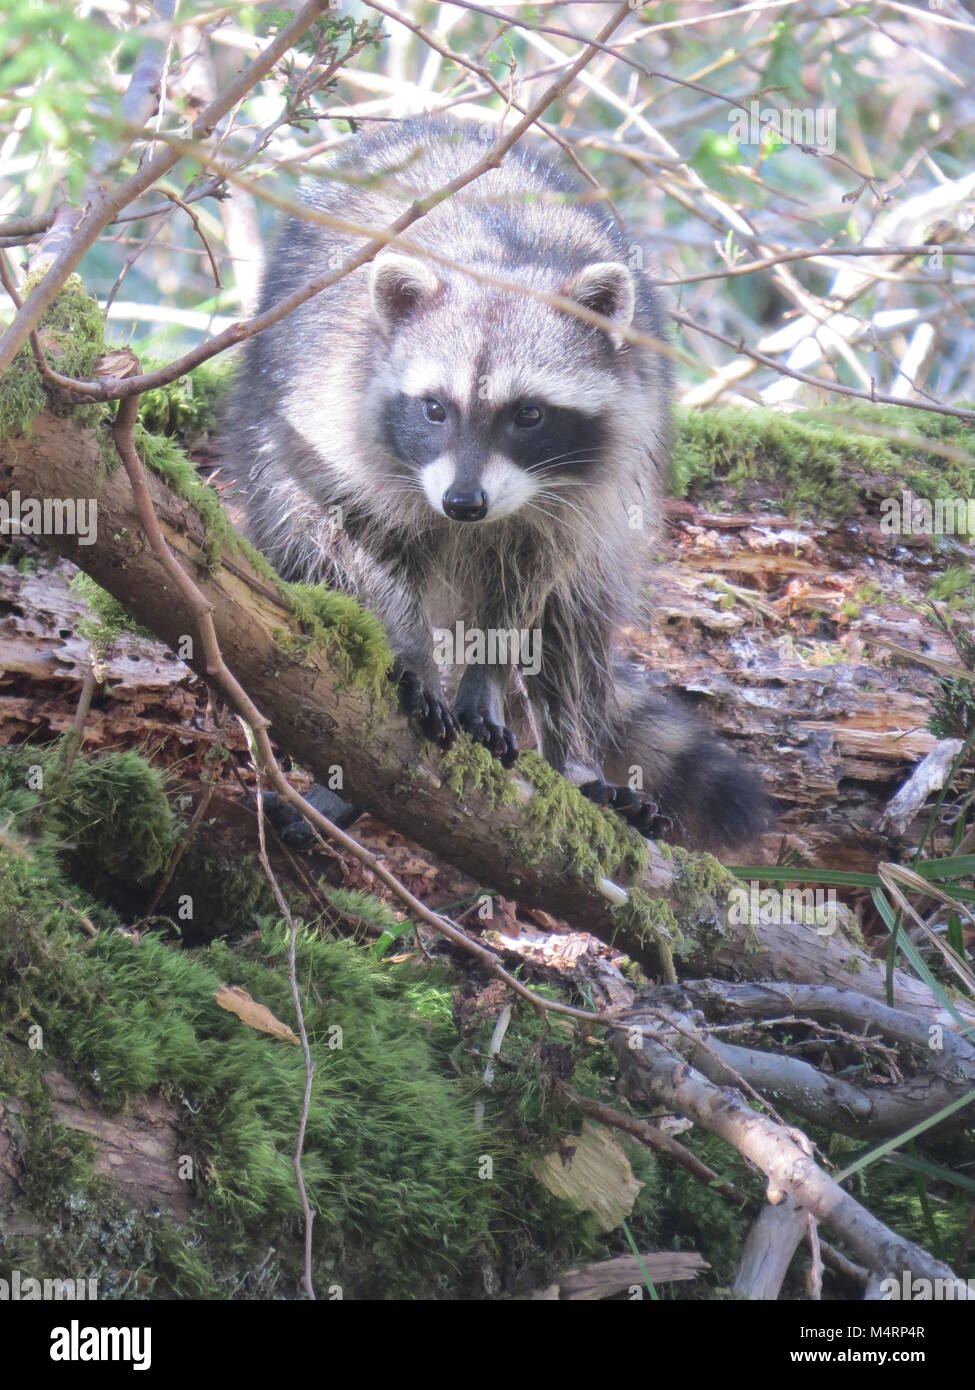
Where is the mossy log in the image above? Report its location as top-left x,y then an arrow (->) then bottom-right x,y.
2,402 -> 967,1025
1,1067 -> 194,1223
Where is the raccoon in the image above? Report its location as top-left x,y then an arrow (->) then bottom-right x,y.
222,117 -> 767,850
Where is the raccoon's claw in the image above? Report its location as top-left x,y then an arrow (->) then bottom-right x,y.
580,780 -> 662,838
455,708 -> 519,768
394,665 -> 459,749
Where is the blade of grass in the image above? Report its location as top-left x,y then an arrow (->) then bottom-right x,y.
620,1216 -> 659,1301
836,1087 -> 975,1183
872,887 -> 975,1040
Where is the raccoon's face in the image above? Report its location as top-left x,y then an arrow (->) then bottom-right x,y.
368,252 -> 636,524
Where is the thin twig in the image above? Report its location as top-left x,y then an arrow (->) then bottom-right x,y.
145,775 -> 215,917
60,660 -> 100,779
254,762 -> 317,1301
673,309 -> 975,423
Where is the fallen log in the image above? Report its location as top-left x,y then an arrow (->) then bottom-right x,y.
611,1015 -> 972,1292
3,398 -> 970,1022
626,980 -> 975,1138
0,1067 -> 193,1223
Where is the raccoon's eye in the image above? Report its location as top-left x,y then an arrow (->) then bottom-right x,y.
514,404 -> 543,428
423,399 -> 447,424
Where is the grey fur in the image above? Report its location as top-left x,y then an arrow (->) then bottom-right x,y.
222,117 -> 766,849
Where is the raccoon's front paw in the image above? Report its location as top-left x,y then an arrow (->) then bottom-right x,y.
579,780 -> 664,838
454,706 -> 519,769
394,664 -> 459,749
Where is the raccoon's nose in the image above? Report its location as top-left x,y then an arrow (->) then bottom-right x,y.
442,486 -> 488,522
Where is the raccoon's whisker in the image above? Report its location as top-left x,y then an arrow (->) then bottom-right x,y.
526,452 -> 603,475
531,474 -> 597,486
534,488 -> 601,531
530,478 -> 600,503
524,499 -> 599,550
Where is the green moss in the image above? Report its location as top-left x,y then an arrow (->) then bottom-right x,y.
133,425 -> 239,573
672,403 -> 975,517
441,736 -> 519,810
137,358 -> 232,447
277,580 -> 393,698
1,742 -> 181,885
71,570 -> 153,652
441,739 -> 647,885
0,767 -> 493,1296
509,751 -> 649,882
611,889 -> 681,967
0,274 -> 107,440
607,847 -> 743,981
610,887 -> 681,982
324,885 -> 407,955
662,845 -> 736,913
658,843 -> 740,960
59,748 -> 181,883
927,564 -> 975,607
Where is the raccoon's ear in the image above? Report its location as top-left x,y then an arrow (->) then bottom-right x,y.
369,253 -> 440,331
562,262 -> 635,345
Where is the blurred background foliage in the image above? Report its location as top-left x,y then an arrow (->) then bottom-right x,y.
1,0 -> 973,406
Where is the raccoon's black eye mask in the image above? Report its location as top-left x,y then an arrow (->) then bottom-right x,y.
424,398 -> 546,431
381,391 -> 605,476
499,403 -> 606,475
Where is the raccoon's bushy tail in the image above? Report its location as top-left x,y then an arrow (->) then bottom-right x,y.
599,672 -> 770,852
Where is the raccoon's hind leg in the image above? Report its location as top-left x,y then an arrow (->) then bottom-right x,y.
452,666 -> 519,768
598,675 -> 769,851
522,594 -> 663,834
525,588 -> 766,848
576,777 -> 663,837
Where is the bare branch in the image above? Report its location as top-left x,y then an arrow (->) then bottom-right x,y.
612,1019 -> 972,1290
674,308 -> 975,423
90,0 -> 180,180
0,0 -> 332,376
